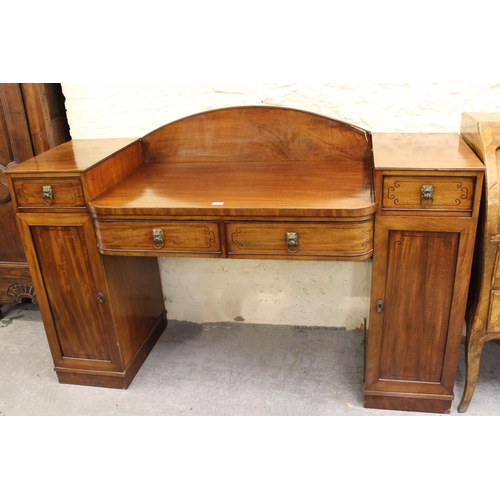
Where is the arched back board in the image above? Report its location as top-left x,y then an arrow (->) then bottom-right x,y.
141,106 -> 373,165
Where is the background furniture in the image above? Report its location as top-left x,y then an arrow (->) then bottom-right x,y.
5,106 -> 485,413
458,112 -> 500,412
0,84 -> 70,316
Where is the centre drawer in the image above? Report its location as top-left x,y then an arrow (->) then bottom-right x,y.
226,221 -> 373,259
94,220 -> 221,255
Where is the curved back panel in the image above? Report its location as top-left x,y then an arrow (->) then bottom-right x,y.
141,106 -> 372,165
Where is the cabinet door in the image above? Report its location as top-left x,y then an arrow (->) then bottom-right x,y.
365,216 -> 476,412
17,213 -> 121,370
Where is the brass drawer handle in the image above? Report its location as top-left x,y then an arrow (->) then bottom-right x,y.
420,185 -> 434,207
286,232 -> 299,253
42,185 -> 54,205
152,228 -> 165,249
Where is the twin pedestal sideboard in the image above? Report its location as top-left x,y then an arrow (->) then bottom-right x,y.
5,106 -> 486,414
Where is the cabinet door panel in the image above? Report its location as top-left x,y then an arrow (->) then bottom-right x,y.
366,215 -> 476,411
380,230 -> 459,382
30,217 -> 112,361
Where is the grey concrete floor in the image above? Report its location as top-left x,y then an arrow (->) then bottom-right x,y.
1,301 -> 500,416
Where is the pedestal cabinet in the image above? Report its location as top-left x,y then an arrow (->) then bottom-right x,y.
364,134 -> 484,413
7,139 -> 167,388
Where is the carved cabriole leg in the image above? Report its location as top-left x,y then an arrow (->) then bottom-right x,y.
458,321 -> 486,412
458,241 -> 495,412
457,236 -> 499,412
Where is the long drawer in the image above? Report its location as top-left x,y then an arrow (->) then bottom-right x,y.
226,221 -> 373,259
94,220 -> 222,255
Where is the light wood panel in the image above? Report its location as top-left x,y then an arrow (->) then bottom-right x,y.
458,113 -> 500,411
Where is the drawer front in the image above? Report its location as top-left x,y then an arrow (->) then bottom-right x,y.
382,175 -> 475,213
95,220 -> 221,255
13,177 -> 85,210
226,221 -> 373,259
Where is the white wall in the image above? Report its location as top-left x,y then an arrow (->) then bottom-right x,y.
61,83 -> 500,328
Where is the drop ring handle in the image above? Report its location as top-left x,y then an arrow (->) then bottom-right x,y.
420,185 -> 434,207
152,228 -> 165,249
43,185 -> 54,205
286,232 -> 299,253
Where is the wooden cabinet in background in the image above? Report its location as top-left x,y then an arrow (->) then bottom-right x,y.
458,113 -> 500,412
0,83 -> 70,315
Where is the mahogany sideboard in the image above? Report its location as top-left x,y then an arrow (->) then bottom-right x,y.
5,106 -> 485,413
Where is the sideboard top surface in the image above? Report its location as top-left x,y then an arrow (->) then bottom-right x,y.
89,159 -> 376,218
373,133 -> 485,171
7,138 -> 139,173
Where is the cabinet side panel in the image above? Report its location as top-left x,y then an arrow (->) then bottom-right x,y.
380,230 -> 459,382
102,255 -> 166,367
31,225 -> 111,360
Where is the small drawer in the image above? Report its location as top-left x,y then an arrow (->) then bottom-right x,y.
382,175 -> 475,213
94,220 -> 221,255
226,221 -> 373,259
12,177 -> 85,210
